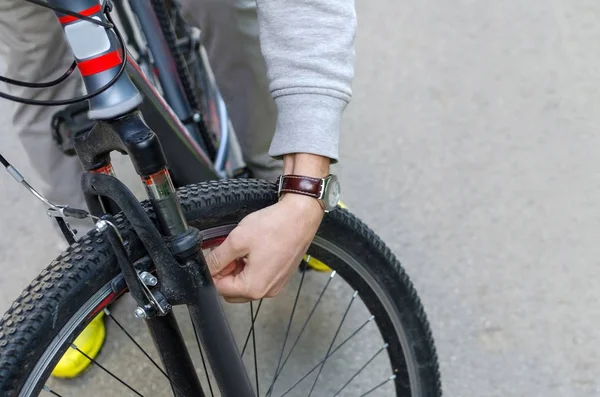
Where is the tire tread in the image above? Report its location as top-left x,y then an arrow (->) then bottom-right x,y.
0,179 -> 441,396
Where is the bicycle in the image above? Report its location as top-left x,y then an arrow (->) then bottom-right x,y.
0,1 -> 442,396
50,0 -> 247,186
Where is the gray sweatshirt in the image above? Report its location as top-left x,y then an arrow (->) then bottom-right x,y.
257,0 -> 356,162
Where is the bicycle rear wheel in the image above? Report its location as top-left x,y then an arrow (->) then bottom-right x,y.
0,179 -> 441,397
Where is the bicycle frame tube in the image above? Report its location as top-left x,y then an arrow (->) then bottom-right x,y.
127,0 -> 203,140
47,1 -> 256,395
109,0 -> 246,179
117,0 -> 245,178
126,55 -> 219,185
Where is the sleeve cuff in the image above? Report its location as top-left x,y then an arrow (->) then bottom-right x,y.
268,94 -> 348,163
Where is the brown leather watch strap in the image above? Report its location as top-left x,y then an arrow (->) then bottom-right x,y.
278,174 -> 323,199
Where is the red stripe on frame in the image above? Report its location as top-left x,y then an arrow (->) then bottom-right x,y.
78,51 -> 122,76
58,4 -> 102,25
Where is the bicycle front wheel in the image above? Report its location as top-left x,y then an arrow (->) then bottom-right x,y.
0,179 -> 441,397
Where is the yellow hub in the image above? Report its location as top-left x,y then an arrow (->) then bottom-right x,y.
304,255 -> 333,272
51,311 -> 106,379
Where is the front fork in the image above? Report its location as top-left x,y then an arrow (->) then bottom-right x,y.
78,111 -> 255,397
46,1 -> 254,395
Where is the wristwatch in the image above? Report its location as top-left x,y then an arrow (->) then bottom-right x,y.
277,174 -> 341,212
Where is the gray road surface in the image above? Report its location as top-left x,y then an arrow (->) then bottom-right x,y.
2,0 -> 600,396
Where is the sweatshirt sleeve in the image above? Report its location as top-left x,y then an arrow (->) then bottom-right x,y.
256,0 -> 356,162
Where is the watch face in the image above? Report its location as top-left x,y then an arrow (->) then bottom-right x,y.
324,175 -> 341,210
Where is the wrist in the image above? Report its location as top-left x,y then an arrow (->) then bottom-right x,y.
278,154 -> 339,213
280,191 -> 325,216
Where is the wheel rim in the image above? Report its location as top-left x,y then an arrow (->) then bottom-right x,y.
21,224 -> 418,397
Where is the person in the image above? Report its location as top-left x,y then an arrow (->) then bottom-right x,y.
0,0 -> 355,379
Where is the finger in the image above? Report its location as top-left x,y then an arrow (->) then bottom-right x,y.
223,296 -> 251,304
214,260 -> 241,279
206,228 -> 249,276
214,272 -> 250,301
231,259 -> 245,277
213,259 -> 245,282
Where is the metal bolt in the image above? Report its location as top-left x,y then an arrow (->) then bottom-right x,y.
192,113 -> 201,123
134,306 -> 148,319
140,272 -> 158,286
95,219 -> 108,233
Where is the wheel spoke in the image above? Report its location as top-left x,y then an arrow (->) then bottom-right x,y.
71,343 -> 145,397
251,301 -> 260,397
359,375 -> 397,397
241,299 -> 263,356
191,319 -> 215,397
332,343 -> 389,396
269,270 -> 337,388
105,309 -> 190,397
42,385 -> 63,397
279,315 -> 375,397
266,268 -> 307,396
307,291 -> 358,397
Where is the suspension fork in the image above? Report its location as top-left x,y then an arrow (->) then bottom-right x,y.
78,111 -> 255,397
118,112 -> 255,397
47,1 -> 255,395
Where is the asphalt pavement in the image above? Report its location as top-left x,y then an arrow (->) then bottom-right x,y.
2,0 -> 600,396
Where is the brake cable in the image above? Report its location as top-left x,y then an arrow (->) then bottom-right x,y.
0,152 -> 96,243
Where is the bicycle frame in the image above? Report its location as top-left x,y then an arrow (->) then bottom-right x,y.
115,0 -> 246,184
127,57 -> 219,184
46,0 -> 255,395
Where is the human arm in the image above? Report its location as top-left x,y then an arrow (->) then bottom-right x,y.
206,0 -> 356,301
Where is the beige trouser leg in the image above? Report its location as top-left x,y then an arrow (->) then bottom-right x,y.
0,0 -> 280,228
0,1 -> 90,233
179,0 -> 282,180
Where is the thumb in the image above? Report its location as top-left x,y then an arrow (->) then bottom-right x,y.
206,228 -> 248,276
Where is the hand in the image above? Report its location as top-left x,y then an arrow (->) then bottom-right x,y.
206,153 -> 329,302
